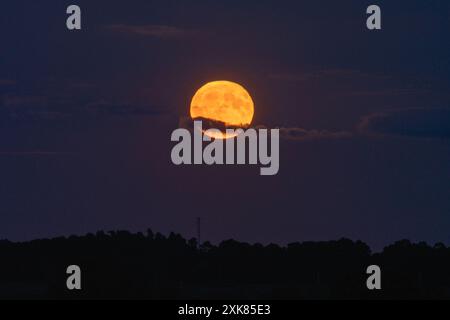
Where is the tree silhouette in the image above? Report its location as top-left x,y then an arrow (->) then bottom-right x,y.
0,231 -> 449,299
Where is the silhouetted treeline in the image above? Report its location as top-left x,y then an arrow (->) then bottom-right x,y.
0,230 -> 449,299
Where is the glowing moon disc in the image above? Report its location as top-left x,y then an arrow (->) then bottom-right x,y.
190,80 -> 254,139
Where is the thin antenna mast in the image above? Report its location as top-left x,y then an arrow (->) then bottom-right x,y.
196,217 -> 201,248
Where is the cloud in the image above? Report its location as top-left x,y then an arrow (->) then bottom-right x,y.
279,127 -> 352,141
269,68 -> 389,83
268,69 -> 428,97
178,116 -> 193,130
2,95 -> 47,108
104,24 -> 199,39
357,108 -> 450,139
0,95 -> 66,122
0,79 -> 16,86
179,116 -> 352,141
85,101 -> 167,116
0,95 -> 167,126
0,151 -> 75,156
174,108 -> 450,142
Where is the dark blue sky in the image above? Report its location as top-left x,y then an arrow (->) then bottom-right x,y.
1,0 -> 449,250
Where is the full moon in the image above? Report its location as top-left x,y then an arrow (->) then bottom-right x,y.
190,80 -> 254,139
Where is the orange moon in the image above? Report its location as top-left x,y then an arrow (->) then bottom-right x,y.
190,80 -> 254,139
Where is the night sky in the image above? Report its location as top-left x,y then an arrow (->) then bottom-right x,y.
1,0 -> 449,250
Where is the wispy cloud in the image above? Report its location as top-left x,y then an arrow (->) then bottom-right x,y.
104,24 -> 199,39
0,94 -> 168,124
2,95 -> 47,108
0,151 -> 76,156
269,68 -> 390,83
179,116 -> 352,141
85,101 -> 168,116
0,79 -> 16,86
279,127 -> 352,141
269,68 -> 431,98
346,88 -> 426,97
357,108 -> 450,139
